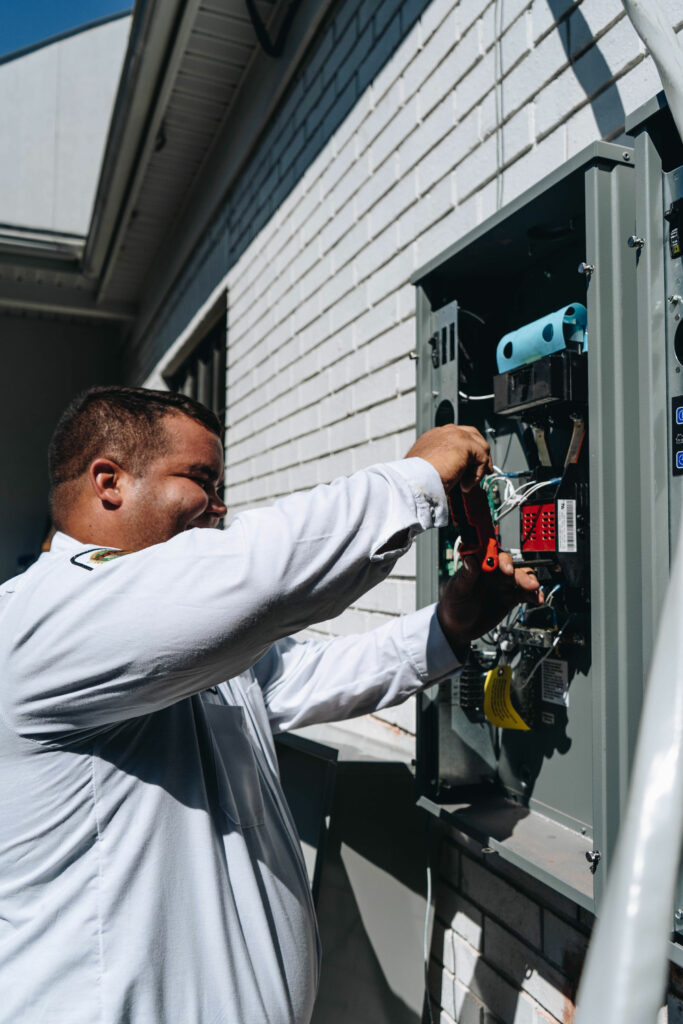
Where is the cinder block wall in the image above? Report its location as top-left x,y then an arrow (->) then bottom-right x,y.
430,827 -> 593,1024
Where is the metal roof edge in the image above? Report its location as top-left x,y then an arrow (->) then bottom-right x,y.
83,0 -> 189,282
127,0 -> 333,352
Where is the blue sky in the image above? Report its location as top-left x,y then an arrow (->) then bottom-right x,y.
0,0 -> 132,60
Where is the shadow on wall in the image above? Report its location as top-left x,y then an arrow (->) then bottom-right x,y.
545,0 -> 626,140
312,762 -> 438,1024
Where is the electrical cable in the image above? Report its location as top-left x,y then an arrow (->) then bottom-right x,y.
422,828 -> 435,1024
459,390 -> 495,401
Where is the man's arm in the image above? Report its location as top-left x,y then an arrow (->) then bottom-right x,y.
257,551 -> 542,732
6,432 -> 485,735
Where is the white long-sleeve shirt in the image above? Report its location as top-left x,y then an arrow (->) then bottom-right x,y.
0,459 -> 458,1024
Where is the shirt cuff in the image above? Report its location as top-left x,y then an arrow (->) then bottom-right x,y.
400,604 -> 464,682
383,458 -> 449,530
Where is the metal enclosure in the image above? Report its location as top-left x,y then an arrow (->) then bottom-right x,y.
626,94 -> 683,960
412,143 -> 644,908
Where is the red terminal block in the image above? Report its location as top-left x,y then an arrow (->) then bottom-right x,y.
521,502 -> 556,552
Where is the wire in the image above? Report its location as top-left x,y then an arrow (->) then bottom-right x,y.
459,307 -> 486,326
459,390 -> 495,401
423,840 -> 435,1024
496,477 -> 561,523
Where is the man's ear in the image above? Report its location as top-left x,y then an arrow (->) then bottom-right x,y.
89,458 -> 125,509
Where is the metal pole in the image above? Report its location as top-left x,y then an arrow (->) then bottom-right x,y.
574,510 -> 683,1024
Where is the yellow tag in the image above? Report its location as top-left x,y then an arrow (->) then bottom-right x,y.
484,665 -> 530,731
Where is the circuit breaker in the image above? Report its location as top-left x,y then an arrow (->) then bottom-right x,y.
413,141 -> 644,908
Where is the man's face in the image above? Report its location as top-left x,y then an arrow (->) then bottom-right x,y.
122,413 -> 226,548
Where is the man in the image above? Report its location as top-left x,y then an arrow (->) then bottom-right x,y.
0,386 -> 540,1024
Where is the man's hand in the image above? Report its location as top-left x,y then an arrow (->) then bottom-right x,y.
406,425 -> 493,493
437,550 -> 543,649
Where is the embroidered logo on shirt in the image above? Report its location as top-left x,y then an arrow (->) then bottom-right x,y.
70,548 -> 132,571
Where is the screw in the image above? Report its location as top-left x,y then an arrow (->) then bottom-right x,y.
669,295 -> 682,306
675,909 -> 683,921
586,849 -> 601,873
627,235 -> 645,249
578,262 -> 595,275
623,151 -> 631,161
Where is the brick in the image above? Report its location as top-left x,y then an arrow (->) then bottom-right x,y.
417,50 -> 458,121
504,27 -> 570,115
501,9 -> 531,74
401,8 -> 459,102
452,932 -> 534,1024
573,11 -> 640,84
418,0 -> 453,46
542,910 -> 589,975
617,56 -> 661,125
454,977 -> 504,1024
500,126 -> 565,206
368,391 -> 415,437
530,0 -> 572,46
429,959 -> 457,1021
368,172 -> 418,238
415,96 -> 453,170
431,917 -> 456,973
368,97 -> 419,173
502,105 -> 533,164
435,882 -> 484,950
330,284 -> 369,333
455,0 -> 492,39
484,917 -> 576,1020
454,133 -> 498,202
366,247 -> 415,306
356,10 -> 403,95
461,855 -> 542,947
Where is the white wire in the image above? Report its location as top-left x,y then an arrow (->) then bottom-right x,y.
496,477 -> 561,522
459,390 -> 495,401
423,859 -> 435,1024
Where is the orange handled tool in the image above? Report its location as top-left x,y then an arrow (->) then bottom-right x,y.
448,484 -> 500,573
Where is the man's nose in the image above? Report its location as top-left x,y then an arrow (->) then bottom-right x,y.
209,493 -> 227,518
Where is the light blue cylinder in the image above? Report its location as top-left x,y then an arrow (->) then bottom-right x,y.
496,303 -> 588,373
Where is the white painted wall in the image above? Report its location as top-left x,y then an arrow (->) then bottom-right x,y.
0,16 -> 131,236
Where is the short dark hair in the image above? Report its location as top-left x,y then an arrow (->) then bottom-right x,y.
48,385 -> 222,493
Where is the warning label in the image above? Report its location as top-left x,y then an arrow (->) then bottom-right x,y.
541,659 -> 569,706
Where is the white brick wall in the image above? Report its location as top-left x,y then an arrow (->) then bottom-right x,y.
224,0 -> 676,731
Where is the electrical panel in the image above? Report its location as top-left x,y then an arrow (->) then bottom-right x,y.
413,142 -> 644,908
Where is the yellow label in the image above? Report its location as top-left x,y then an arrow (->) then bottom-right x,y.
484,665 -> 530,731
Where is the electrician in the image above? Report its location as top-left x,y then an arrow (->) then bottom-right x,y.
0,386 -> 541,1024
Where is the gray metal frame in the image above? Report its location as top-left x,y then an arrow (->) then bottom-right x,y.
413,142 -> 643,907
